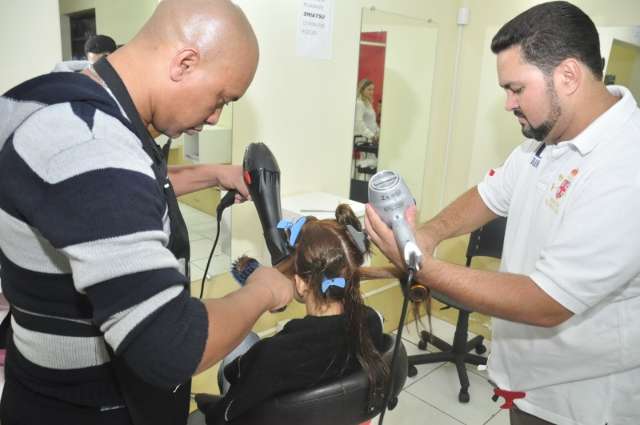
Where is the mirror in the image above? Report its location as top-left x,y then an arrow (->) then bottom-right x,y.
57,0 -> 233,280
349,7 -> 438,210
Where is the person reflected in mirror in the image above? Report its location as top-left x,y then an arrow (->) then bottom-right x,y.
198,204 -> 387,424
354,78 -> 380,143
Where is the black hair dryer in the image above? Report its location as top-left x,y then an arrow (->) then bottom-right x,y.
242,143 -> 290,265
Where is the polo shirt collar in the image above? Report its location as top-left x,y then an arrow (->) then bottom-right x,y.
569,85 -> 638,156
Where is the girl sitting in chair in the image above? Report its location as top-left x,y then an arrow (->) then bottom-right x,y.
200,204 -> 388,424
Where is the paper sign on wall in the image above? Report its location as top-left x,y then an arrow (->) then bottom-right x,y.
296,0 -> 334,60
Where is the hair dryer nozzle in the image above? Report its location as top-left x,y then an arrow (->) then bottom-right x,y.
243,143 -> 290,265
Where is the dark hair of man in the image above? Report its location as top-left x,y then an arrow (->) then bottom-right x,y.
292,204 -> 388,403
491,1 -> 603,80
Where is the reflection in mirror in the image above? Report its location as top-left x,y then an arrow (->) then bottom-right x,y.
349,8 -> 438,210
57,0 -> 233,280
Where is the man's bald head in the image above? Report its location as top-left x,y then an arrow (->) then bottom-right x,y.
135,0 -> 258,64
109,0 -> 259,138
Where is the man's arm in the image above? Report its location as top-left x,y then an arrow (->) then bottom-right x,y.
195,266 -> 293,373
168,164 -> 249,199
418,258 -> 572,327
365,186 -> 573,327
418,187 -> 498,251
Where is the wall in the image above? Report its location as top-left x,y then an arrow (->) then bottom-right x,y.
633,46 -> 640,100
605,38 -> 640,100
58,0 -> 94,14
606,40 -> 639,91
230,0 -> 460,263
58,0 -> 157,47
0,0 -> 62,93
599,26 -> 640,67
95,0 -> 157,44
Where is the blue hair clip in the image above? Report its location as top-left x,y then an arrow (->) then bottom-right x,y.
277,216 -> 307,247
321,276 -> 347,294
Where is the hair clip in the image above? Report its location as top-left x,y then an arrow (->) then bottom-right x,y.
321,276 -> 347,294
346,224 -> 367,254
277,216 -> 307,247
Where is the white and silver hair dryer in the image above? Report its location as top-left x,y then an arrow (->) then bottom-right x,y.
368,170 -> 423,271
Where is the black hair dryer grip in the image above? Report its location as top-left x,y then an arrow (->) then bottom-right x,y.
242,143 -> 290,266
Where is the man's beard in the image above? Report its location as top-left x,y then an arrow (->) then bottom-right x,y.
514,83 -> 562,142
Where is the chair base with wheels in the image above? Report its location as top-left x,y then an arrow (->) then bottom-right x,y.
408,298 -> 487,403
407,217 -> 506,403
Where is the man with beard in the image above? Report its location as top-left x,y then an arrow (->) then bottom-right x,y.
365,2 -> 640,425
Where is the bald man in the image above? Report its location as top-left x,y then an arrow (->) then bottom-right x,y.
0,1 -> 293,424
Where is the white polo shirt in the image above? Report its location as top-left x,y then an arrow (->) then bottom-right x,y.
478,86 -> 640,425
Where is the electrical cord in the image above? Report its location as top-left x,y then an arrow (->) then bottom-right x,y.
377,264 -> 416,425
198,190 -> 237,299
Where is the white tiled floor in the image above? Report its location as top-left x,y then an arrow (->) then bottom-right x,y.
180,201 -> 510,425
179,202 -> 230,280
374,318 -> 508,425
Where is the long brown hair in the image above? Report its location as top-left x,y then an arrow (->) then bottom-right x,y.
280,204 -> 388,402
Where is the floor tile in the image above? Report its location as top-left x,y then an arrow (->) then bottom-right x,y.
484,409 -> 510,425
187,211 -> 217,226
188,231 -> 207,243
189,221 -> 219,239
400,340 -> 444,389
190,238 -> 219,261
404,363 -> 500,425
371,391 -> 464,425
191,255 -> 231,279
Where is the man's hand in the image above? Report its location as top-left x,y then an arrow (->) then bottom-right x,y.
168,163 -> 250,198
365,204 -> 419,270
215,164 -> 250,201
245,266 -> 294,312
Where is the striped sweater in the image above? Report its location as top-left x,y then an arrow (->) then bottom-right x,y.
0,72 -> 208,408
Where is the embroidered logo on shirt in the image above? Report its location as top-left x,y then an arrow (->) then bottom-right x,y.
488,169 -> 496,176
545,168 -> 579,212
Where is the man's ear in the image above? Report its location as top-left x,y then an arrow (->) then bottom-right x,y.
169,48 -> 200,82
554,58 -> 582,96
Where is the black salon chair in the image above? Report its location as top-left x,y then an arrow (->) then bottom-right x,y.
408,216 -> 507,403
189,333 -> 408,425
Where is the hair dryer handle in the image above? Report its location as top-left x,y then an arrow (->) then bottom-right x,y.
392,220 -> 423,270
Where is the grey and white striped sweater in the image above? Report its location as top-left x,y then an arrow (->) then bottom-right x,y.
0,72 -> 207,408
